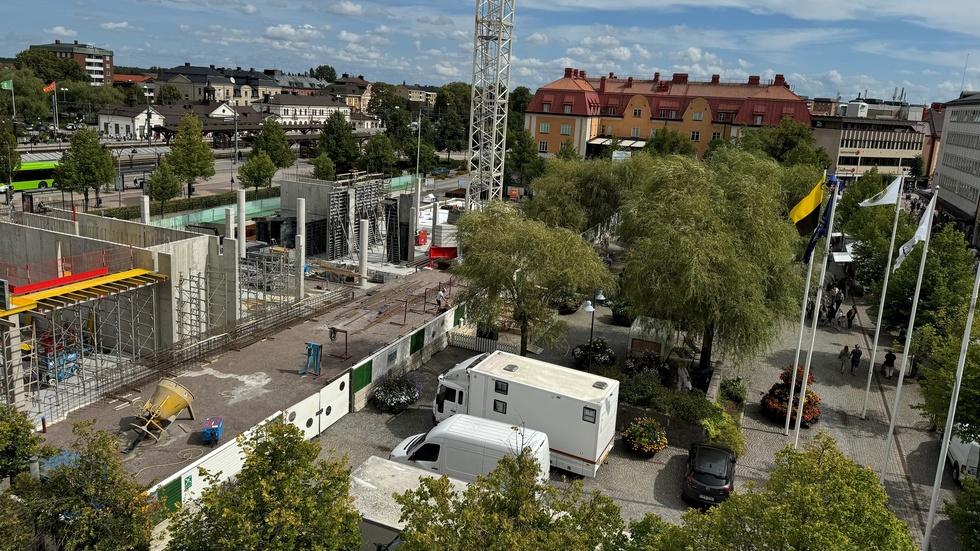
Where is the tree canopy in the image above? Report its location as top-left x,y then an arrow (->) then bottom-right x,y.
0,406 -> 52,482
166,113 -> 215,198
311,152 -> 336,181
740,116 -> 832,167
14,48 -> 90,84
54,127 -> 115,209
156,83 -> 182,105
318,111 -> 360,174
523,157 -> 621,233
947,476 -> 980,550
359,133 -> 398,175
505,128 -> 545,190
166,421 -> 361,551
0,121 -> 21,187
311,64 -> 337,82
147,157 -> 183,214
250,118 -> 295,169
453,201 -> 613,355
642,127 -> 698,157
238,151 -> 277,190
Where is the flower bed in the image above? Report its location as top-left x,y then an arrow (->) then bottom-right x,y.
572,337 -> 616,369
371,371 -> 422,414
760,382 -> 821,428
622,417 -> 668,456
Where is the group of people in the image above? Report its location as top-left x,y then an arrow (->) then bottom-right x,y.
838,343 -> 899,378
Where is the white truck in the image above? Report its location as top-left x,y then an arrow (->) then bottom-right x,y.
947,430 -> 980,485
433,350 -> 619,477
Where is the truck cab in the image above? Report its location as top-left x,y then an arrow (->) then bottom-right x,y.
433,353 -> 486,423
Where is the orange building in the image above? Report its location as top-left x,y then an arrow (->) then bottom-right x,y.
525,68 -> 811,158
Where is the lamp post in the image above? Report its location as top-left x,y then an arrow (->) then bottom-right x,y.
228,77 -> 239,164
143,85 -> 152,147
414,109 -> 422,215
581,290 -> 606,370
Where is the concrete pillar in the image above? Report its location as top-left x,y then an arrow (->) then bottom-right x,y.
237,189 -> 246,259
359,219 -> 369,289
407,206 -> 417,264
56,241 -> 62,277
140,195 -> 150,225
430,202 -> 438,245
295,198 -> 306,301
224,207 -> 234,249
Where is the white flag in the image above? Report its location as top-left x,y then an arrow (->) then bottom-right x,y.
894,193 -> 938,271
860,176 -> 902,207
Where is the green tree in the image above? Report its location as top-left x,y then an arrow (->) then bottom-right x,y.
166,421 -> 361,551
411,142 -> 439,177
394,448 -> 628,551
366,82 -> 405,126
14,48 -> 90,84
555,137 -> 579,161
524,156 -> 627,233
0,70 -> 51,126
453,201 -> 613,355
434,82 -> 471,122
703,137 -> 733,159
908,154 -> 926,182
311,152 -> 336,181
359,133 -> 397,175
318,111 -> 360,174
54,127 -> 115,210
237,151 -> 277,191
0,491 -> 33,551
251,119 -> 295,169
434,106 -> 467,159
0,121 -> 21,189
507,85 -> 532,137
642,127 -> 698,157
147,158 -> 182,215
657,433 -> 915,550
505,128 -> 545,189
10,421 -> 152,551
156,83 -> 182,105
740,116 -> 831,167
912,320 -> 980,438
947,476 -> 980,549
167,113 -> 215,198
122,85 -> 147,107
618,150 -> 805,371
0,405 -> 52,482
312,64 -> 337,82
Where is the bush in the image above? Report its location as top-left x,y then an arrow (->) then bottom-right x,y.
719,377 -> 747,406
624,351 -> 670,387
371,371 -> 422,414
572,337 -> 616,369
611,299 -> 634,326
947,476 -> 980,550
622,417 -> 668,455
702,411 -> 746,456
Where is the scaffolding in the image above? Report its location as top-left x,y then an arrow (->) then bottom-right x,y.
176,272 -> 228,344
238,251 -> 295,317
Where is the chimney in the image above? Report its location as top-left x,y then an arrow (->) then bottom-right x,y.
599,76 -> 606,93
609,72 -> 614,78
55,40 -> 61,44
237,66 -> 242,71
209,64 -> 215,69
672,73 -> 688,84
653,72 -> 660,82
627,77 -> 633,88
748,76 -> 761,85
564,68 -> 573,78
185,62 -> 190,66
250,68 -> 255,72
74,40 -> 78,45
773,74 -> 786,87
580,70 -> 586,79
711,74 -> 720,84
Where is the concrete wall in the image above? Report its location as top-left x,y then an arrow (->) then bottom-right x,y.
0,221 -> 132,267
279,179 -> 336,218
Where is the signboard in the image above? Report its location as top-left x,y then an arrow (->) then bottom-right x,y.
509,188 -> 520,199
612,151 -> 632,163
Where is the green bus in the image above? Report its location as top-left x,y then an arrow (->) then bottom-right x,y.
2,160 -> 59,192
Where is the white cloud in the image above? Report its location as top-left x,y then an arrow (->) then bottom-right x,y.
417,16 -> 453,25
326,1 -> 362,16
527,33 -> 549,46
434,62 -> 461,77
338,30 -> 360,43
101,22 -> 130,31
264,24 -> 323,42
450,30 -> 468,41
244,4 -> 257,14
45,26 -> 77,38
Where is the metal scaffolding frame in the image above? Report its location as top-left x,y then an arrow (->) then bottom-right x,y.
467,0 -> 515,206
238,253 -> 295,317
176,272 -> 229,343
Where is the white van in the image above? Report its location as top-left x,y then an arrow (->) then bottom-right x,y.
389,414 -> 550,484
947,430 -> 980,484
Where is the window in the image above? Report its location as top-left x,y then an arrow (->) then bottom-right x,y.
670,110 -> 677,119
493,399 -> 507,414
411,443 -> 440,462
650,128 -> 657,138
560,123 -> 571,135
633,108 -> 642,117
539,122 -> 550,134
564,104 -> 572,114
631,127 -> 640,138
538,141 -> 548,153
691,131 -> 700,141
583,407 -> 597,424
542,103 -> 551,113
494,380 -> 509,395
754,115 -> 763,125
457,391 -> 464,405
444,388 -> 457,403
712,132 -> 721,141
718,113 -> 726,121
693,112 -> 703,121
609,108 -> 617,115
659,110 -> 666,118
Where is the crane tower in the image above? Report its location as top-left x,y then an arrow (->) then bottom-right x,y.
465,0 -> 515,208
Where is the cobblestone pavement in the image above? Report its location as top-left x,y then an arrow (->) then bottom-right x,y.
321,297 -> 963,549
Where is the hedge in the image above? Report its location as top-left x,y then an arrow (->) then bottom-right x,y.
99,186 -> 281,220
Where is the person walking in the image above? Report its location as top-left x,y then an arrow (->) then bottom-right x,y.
849,344 -> 863,375
846,306 -> 858,330
838,345 -> 850,374
883,349 -> 897,379
435,287 -> 446,310
835,307 -> 846,331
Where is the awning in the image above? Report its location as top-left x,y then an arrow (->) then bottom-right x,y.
832,251 -> 853,263
1,269 -> 167,317
587,137 -> 646,149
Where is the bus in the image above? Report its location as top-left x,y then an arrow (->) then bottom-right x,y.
1,160 -> 59,193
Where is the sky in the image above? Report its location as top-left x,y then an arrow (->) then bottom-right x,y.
1,0 -> 979,105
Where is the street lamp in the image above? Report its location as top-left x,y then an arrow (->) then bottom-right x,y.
228,77 -> 239,164
414,109 -> 422,215
143,85 -> 152,147
581,290 -> 606,370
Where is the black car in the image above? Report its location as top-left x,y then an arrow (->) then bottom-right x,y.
681,442 -> 737,507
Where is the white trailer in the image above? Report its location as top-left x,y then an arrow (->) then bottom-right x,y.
433,350 -> 619,477
349,456 -> 468,551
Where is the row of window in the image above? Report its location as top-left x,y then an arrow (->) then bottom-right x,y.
538,122 -> 572,135
541,103 -> 574,114
624,108 -> 739,123
948,108 -> 980,124
491,380 -> 597,423
936,173 -> 980,204
944,131 -> 980,150
838,137 -> 922,150
943,152 -> 980,179
837,156 -> 909,167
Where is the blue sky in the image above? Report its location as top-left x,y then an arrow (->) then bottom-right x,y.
1,0 -> 977,104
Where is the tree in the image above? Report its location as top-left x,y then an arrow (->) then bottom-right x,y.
434,106 -> 467,159
0,121 -> 21,188
0,491 -> 33,551
0,405 -> 52,482
359,134 -> 398,175
167,113 -> 215,198
507,85 -> 532,137
156,83 -> 182,105
122,85 -> 147,107
251,119 -> 295,169
555,137 -> 579,161
166,421 -> 362,551
311,152 -> 336,181
740,116 -> 832,167
505,128 -> 545,189
237,151 -> 277,191
618,150 -> 805,371
658,433 -> 915,550
394,448 -> 628,550
410,142 -> 439,177
54,127 -> 115,210
14,48 -> 90,84
0,70 -> 49,124
453,201 -> 613,355
947,476 -> 980,550
312,64 -> 337,83
642,127 -> 698,157
433,82 -> 471,124
908,154 -> 926,182
523,157 -> 622,233
318,111 -> 360,174
147,158 -> 182,215
10,421 -> 152,551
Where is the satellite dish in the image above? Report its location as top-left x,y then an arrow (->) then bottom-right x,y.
229,76 -> 236,84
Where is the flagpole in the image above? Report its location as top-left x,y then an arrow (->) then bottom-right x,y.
880,191 -> 938,483
793,179 -> 840,448
861,175 -> 904,418
10,83 -> 15,123
784,170 -> 826,435
922,254 -> 980,551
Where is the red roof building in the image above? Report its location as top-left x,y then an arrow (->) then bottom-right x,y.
525,68 -> 811,158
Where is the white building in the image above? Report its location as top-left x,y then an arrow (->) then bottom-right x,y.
97,105 -> 165,141
935,92 -> 980,245
260,95 -> 350,126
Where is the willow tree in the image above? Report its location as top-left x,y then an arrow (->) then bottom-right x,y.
454,201 -> 613,356
618,149 -> 808,371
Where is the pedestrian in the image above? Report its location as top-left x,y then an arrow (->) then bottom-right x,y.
838,345 -> 850,374
435,287 -> 445,310
835,307 -> 846,330
846,306 -> 858,330
883,349 -> 897,379
849,344 -> 863,375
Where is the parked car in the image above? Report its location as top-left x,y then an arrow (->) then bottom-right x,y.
681,442 -> 737,507
66,123 -> 76,131
432,167 -> 451,176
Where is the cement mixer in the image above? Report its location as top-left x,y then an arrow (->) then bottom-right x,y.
129,378 -> 196,444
